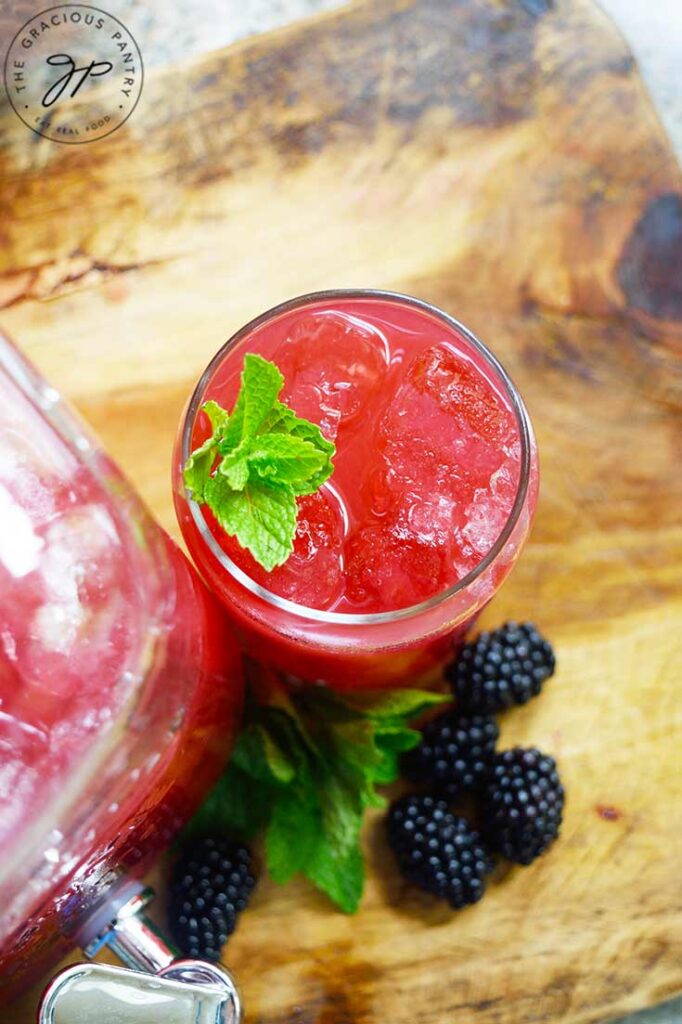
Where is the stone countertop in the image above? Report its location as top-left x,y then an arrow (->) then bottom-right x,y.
598,0 -> 681,164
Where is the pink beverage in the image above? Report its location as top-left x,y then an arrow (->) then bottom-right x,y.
0,336 -> 243,999
174,291 -> 538,688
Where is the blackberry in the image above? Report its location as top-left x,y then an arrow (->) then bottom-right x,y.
449,622 -> 555,713
401,710 -> 498,798
168,835 -> 256,961
387,794 -> 493,908
482,748 -> 564,865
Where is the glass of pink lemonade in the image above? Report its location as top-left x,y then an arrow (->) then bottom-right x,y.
0,335 -> 243,999
174,291 -> 538,688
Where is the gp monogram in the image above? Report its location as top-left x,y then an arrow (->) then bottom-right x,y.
4,4 -> 143,143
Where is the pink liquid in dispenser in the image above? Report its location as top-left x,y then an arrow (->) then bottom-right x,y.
0,337 -> 243,999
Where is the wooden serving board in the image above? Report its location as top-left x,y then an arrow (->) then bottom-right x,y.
2,0 -> 681,1020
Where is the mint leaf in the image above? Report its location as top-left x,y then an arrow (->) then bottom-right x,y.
262,402 -> 335,493
223,459 -> 250,491
370,725 -> 421,783
317,768 -> 363,856
374,723 -> 422,752
202,399 -> 230,437
266,787 -> 320,883
267,704 -> 322,762
308,840 -> 364,914
182,436 -> 217,503
185,680 -> 444,914
286,418 -> 335,457
248,433 -> 328,493
231,725 -> 267,779
263,401 -> 335,454
219,448 -> 251,491
182,399 -> 233,501
345,688 -> 447,721
258,401 -> 297,435
204,473 -> 297,571
258,725 -> 297,783
332,719 -> 385,775
222,354 -> 283,449
184,355 -> 335,569
264,767 -> 365,913
183,766 -> 273,842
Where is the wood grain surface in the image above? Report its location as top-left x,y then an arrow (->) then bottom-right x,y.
2,0 -> 681,1021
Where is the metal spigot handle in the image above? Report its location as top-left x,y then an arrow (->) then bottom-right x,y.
40,882 -> 242,1024
40,962 -> 241,1024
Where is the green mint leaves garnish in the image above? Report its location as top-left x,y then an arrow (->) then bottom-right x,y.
183,676 -> 447,913
183,354 -> 335,571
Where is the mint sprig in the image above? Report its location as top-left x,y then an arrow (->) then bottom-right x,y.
183,354 -> 335,571
184,677 -> 447,913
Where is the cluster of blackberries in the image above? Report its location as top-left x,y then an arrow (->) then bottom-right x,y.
388,622 -> 564,908
167,622 -> 561,954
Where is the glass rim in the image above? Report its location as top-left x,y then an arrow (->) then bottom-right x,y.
181,288 -> 533,626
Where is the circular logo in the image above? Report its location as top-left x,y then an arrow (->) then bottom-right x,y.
4,4 -> 143,144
